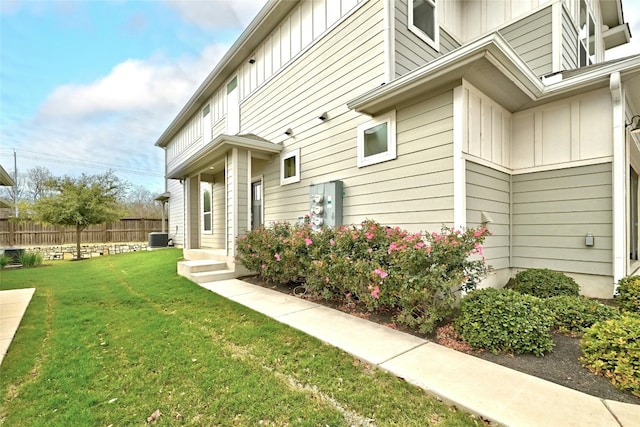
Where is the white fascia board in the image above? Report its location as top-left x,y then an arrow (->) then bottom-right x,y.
167,134 -> 282,179
347,33 -> 543,114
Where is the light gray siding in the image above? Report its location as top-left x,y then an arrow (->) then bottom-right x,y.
394,0 -> 460,77
466,161 -> 510,271
512,162 -> 612,276
167,179 -> 184,247
499,6 -> 553,76
561,6 -> 578,71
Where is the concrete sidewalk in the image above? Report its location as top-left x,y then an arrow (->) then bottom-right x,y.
0,288 -> 36,366
201,279 -> 640,427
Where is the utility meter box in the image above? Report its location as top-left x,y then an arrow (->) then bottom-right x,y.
309,180 -> 343,230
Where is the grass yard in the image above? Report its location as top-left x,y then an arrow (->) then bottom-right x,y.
0,250 -> 481,426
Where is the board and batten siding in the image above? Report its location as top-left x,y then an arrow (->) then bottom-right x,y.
512,162 -> 613,276
167,179 -> 184,247
394,0 -> 460,78
499,6 -> 553,76
238,0 -> 387,224
466,161 -> 510,271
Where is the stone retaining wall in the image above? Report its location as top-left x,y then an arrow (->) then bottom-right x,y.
6,243 -> 150,261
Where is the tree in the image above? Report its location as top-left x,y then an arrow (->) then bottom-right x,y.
123,184 -> 163,219
25,166 -> 54,201
33,171 -> 126,260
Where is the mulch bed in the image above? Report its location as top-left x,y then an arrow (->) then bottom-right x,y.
240,275 -> 639,405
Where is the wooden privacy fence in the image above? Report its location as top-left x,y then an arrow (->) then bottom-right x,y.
0,218 -> 167,246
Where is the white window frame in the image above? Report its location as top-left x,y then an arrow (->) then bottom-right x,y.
201,181 -> 213,234
280,148 -> 300,185
578,0 -> 596,67
357,110 -> 397,168
408,0 -> 439,51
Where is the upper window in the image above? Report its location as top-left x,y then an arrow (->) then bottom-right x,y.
357,111 -> 397,168
578,0 -> 596,67
280,148 -> 300,185
202,182 -> 212,234
409,0 -> 439,50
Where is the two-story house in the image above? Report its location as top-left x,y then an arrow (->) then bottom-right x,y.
155,0 -> 639,298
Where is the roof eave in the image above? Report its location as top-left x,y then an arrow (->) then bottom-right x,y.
155,0 -> 296,148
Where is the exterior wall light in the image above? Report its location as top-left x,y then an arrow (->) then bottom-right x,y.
626,115 -> 640,134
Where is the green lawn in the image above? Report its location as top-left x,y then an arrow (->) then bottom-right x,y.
0,250 -> 481,426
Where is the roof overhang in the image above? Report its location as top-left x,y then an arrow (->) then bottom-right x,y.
0,166 -> 14,187
599,0 -> 625,29
348,33 -> 640,116
154,192 -> 170,202
166,134 -> 282,180
603,23 -> 631,50
155,0 -> 297,149
0,199 -> 12,209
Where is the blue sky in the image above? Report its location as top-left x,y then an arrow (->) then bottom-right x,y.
0,0 -> 266,193
0,0 -> 639,195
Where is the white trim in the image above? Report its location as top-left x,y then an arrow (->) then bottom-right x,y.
610,72 -> 625,293
453,85 -> 466,230
200,179 -> 213,235
251,174 -> 264,230
280,148 -> 301,185
551,2 -> 563,73
357,110 -> 397,168
247,151 -> 253,231
383,0 -> 395,82
408,0 -> 439,51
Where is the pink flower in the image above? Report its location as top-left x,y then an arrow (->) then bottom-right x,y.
325,277 -> 330,283
365,232 -> 374,240
274,253 -> 281,261
367,248 -> 373,253
474,243 -> 483,255
330,239 -> 335,246
370,286 -> 380,299
426,246 -> 432,254
414,241 -> 425,249
304,237 -> 313,246
374,269 -> 388,279
388,242 -> 399,254
261,264 -> 266,269
474,227 -> 487,238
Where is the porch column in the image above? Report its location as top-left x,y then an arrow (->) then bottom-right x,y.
226,148 -> 250,257
185,176 -> 200,249
610,72 -> 625,293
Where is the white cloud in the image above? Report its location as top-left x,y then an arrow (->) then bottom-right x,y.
163,0 -> 268,30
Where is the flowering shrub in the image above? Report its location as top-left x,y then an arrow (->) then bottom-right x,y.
236,219 -> 490,333
616,276 -> 640,313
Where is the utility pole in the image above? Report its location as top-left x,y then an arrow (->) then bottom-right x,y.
13,149 -> 17,217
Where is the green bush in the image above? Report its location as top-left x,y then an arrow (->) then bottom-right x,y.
581,315 -> 640,397
454,288 -> 554,356
237,220 -> 491,333
545,295 -> 621,335
616,276 -> 640,314
19,251 -> 43,268
510,268 -> 579,298
0,253 -> 11,269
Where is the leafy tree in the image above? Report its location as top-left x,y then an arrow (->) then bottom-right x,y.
33,171 -> 126,260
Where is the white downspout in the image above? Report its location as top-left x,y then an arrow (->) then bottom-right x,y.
610,72 -> 625,294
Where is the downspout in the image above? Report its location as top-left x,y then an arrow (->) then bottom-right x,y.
383,0 -> 395,82
609,71 -> 625,294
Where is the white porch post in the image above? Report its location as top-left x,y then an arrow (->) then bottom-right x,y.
185,176 -> 200,250
453,85 -> 467,230
610,72 -> 626,294
226,148 -> 250,257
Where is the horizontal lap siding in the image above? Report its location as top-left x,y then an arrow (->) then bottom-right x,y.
561,8 -> 578,70
499,6 -> 552,76
167,179 -> 184,246
394,0 -> 460,77
241,1 -> 387,225
466,161 -> 510,271
512,163 -> 612,276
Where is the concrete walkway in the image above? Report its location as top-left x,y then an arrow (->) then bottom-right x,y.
0,288 -> 35,366
200,279 -> 640,427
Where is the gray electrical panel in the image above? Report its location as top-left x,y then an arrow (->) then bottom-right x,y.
309,180 -> 343,230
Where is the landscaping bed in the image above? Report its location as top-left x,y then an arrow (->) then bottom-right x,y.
241,275 -> 639,405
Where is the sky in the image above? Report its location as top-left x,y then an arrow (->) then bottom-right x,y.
0,0 -> 267,194
0,0 -> 639,195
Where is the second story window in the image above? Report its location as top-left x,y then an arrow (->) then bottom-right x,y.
578,0 -> 596,66
409,0 -> 439,50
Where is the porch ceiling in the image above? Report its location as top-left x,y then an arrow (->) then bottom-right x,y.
167,134 -> 282,180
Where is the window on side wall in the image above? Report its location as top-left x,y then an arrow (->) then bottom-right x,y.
409,0 -> 438,50
202,182 -> 212,234
280,148 -> 300,185
357,110 -> 397,168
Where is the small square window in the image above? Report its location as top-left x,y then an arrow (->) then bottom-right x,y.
409,0 -> 439,50
280,148 -> 300,185
357,111 -> 396,168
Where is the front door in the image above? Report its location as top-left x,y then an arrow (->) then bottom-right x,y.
251,180 -> 262,230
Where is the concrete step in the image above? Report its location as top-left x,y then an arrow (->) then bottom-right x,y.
190,270 -> 237,283
178,259 -> 227,275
